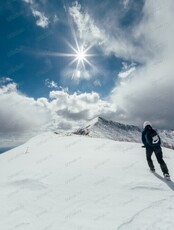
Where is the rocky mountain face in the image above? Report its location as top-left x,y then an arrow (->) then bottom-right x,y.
74,117 -> 174,149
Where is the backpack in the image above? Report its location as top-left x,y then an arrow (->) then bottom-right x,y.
145,129 -> 160,147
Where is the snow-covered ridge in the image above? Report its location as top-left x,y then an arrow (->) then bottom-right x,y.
1,132 -> 174,230
74,117 -> 174,149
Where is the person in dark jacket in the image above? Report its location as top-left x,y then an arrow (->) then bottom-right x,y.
142,121 -> 170,178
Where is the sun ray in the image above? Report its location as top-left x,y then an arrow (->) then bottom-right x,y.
69,57 -> 78,66
83,57 -> 95,68
66,40 -> 78,54
81,59 -> 85,69
36,50 -> 81,58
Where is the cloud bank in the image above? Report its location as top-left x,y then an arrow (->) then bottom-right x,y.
0,82 -> 50,146
0,81 -> 115,146
69,0 -> 174,129
109,0 -> 174,128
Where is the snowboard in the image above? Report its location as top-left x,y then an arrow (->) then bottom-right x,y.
164,174 -> 171,181
150,170 -> 171,182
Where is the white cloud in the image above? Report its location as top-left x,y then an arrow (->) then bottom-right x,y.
109,0 -> 174,129
49,91 -> 114,122
69,2 -> 106,46
118,62 -> 136,79
0,82 -> 17,94
47,90 -> 115,131
31,7 -> 49,28
22,0 -> 49,28
0,82 -> 50,146
0,77 -> 13,84
118,67 -> 136,79
0,81 -> 115,146
45,79 -> 58,89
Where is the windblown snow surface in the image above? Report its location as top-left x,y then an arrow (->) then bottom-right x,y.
0,132 -> 174,230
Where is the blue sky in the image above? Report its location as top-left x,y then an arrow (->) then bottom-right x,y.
0,0 -> 144,98
1,0 -> 174,146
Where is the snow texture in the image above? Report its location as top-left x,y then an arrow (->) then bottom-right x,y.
0,131 -> 174,230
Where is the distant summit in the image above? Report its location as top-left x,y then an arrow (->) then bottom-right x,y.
74,117 -> 174,149
74,116 -> 141,142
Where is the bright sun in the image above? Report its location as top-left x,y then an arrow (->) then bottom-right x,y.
76,50 -> 85,61
68,42 -> 94,71
39,38 -> 95,79
71,45 -> 92,70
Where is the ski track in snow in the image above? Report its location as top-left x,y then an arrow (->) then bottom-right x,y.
130,184 -> 164,191
117,199 -> 167,230
9,179 -> 48,190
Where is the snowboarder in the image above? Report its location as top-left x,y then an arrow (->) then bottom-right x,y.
142,121 -> 170,180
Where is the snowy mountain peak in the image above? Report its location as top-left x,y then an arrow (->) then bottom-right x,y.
74,117 -> 174,149
85,116 -> 101,128
77,116 -> 141,131
74,116 -> 141,142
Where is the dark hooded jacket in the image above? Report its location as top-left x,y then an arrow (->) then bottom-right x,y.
142,125 -> 161,150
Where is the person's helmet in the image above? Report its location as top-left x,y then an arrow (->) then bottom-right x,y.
143,121 -> 152,129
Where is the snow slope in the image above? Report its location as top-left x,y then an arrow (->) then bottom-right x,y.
74,117 -> 174,149
0,132 -> 174,230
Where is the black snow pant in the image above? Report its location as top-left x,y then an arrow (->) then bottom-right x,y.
146,147 -> 169,174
